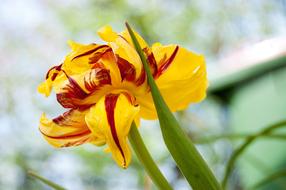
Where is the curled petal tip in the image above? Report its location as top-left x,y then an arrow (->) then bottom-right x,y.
39,113 -> 46,122
104,147 -> 111,153
67,40 -> 82,51
152,42 -> 162,48
97,25 -> 117,42
37,81 -> 51,97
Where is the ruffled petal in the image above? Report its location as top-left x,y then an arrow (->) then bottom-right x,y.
85,93 -> 139,168
38,64 -> 64,97
137,93 -> 157,119
39,109 -> 105,148
63,41 -> 110,75
138,44 -> 208,119
38,41 -> 112,98
120,28 -> 148,49
97,26 -> 143,80
55,68 -> 112,109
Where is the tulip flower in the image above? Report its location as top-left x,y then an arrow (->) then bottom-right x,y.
38,25 -> 207,169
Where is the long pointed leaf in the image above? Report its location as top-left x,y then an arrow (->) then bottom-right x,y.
126,22 -> 221,190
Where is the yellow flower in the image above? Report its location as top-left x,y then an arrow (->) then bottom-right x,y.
38,25 -> 207,168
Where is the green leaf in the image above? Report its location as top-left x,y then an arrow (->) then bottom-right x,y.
28,171 -> 66,190
251,169 -> 286,189
245,154 -> 286,189
194,133 -> 286,144
126,22 -> 222,190
222,120 -> 286,189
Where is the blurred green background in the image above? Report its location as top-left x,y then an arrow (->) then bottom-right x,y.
0,0 -> 286,189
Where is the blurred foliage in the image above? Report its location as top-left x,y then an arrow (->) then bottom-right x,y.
0,0 -> 286,189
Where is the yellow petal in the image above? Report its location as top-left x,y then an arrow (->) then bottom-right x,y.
38,64 -> 65,97
38,80 -> 52,97
42,53 -> 117,109
137,93 -> 157,119
138,44 -> 208,119
85,93 -> 139,168
104,147 -> 111,153
112,39 -> 143,79
39,109 -> 105,148
67,40 -> 85,51
97,25 -> 118,42
63,42 -> 109,75
120,28 -> 148,49
38,41 -> 111,98
97,25 -> 143,79
54,66 -> 115,109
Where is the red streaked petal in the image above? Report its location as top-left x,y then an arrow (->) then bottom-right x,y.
116,56 -> 136,82
89,46 -> 112,65
155,45 -> 179,78
104,94 -> 126,166
138,44 -> 207,120
71,45 -> 110,61
45,64 -> 63,81
56,71 -> 90,109
85,93 -> 139,168
39,109 -> 95,148
135,68 -> 146,86
56,67 -> 112,109
143,47 -> 158,76
84,68 -> 112,92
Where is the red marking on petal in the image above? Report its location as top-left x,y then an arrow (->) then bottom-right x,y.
89,47 -> 112,65
40,128 -> 91,140
51,73 -> 58,81
96,69 -> 112,85
56,71 -> 90,109
56,93 -> 92,109
143,47 -> 158,76
134,47 -> 161,86
105,94 -> 126,167
71,45 -> 109,61
84,69 -> 111,92
39,127 -> 91,147
118,35 -> 129,43
52,109 -> 74,126
84,70 -> 99,92
135,68 -> 146,86
45,64 -> 62,81
155,46 -> 179,78
91,62 -> 105,69
52,108 -> 86,126
60,137 -> 91,147
62,71 -> 89,99
116,56 -> 136,82
122,92 -> 138,106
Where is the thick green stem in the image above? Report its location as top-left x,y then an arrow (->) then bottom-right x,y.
126,22 -> 222,190
28,171 -> 66,190
128,122 -> 173,190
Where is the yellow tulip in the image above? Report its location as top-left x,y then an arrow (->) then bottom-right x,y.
38,25 -> 207,168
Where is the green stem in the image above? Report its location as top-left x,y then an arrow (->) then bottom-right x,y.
251,169 -> 286,189
222,120 -> 286,189
194,133 -> 286,144
28,171 -> 66,190
128,122 -> 173,190
245,154 -> 286,189
126,22 -> 222,190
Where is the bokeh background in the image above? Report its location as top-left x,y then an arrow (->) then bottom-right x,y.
1,0 -> 286,189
